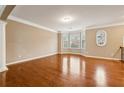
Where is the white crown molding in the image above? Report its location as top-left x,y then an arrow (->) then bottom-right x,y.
86,22 -> 124,30
8,15 -> 58,33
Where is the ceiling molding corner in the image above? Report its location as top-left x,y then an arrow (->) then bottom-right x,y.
86,22 -> 124,30
8,15 -> 58,33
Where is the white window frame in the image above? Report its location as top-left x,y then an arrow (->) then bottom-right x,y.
61,31 -> 85,50
81,31 -> 86,49
62,32 -> 69,49
69,32 -> 81,49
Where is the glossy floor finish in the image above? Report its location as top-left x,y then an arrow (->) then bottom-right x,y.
0,54 -> 124,87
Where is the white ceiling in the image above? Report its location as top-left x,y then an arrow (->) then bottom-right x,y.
0,5 -> 5,17
9,5 -> 124,32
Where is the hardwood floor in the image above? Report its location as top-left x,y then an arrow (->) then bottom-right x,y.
0,54 -> 124,87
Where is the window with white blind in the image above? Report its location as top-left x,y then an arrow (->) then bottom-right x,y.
62,31 -> 85,49
70,32 -> 81,49
62,33 -> 69,48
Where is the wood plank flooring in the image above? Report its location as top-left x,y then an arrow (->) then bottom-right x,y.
0,54 -> 124,87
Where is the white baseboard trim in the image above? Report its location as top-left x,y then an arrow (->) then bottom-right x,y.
7,52 -> 58,66
0,66 -> 8,72
82,54 -> 120,61
60,52 -> 121,61
6,52 -> 121,66
59,52 -> 82,55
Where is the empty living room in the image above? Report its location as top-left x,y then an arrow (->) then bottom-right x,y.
1,4 -> 124,89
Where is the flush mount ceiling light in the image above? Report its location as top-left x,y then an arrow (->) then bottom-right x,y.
61,16 -> 73,23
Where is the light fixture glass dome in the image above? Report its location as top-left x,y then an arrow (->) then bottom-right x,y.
61,16 -> 73,23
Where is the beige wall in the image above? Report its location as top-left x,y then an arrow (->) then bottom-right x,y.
6,19 -> 124,63
6,20 -> 58,64
57,25 -> 124,60
86,25 -> 124,59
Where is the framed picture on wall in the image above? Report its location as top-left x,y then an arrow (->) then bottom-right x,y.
96,30 -> 107,47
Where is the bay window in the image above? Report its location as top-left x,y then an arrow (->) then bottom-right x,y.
62,31 -> 85,49
62,33 -> 69,48
70,32 -> 81,49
